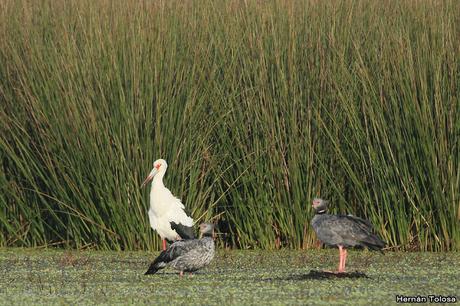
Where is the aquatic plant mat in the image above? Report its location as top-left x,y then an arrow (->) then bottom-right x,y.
1,249 -> 458,305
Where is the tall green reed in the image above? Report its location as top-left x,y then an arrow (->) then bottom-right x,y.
0,0 -> 458,251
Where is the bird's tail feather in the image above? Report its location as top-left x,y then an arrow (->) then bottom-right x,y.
144,260 -> 166,275
144,253 -> 166,275
362,235 -> 386,252
144,266 -> 159,275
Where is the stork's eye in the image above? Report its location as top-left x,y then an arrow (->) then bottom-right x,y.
155,164 -> 161,169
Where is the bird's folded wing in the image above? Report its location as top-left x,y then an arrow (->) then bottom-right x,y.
156,239 -> 198,264
170,222 -> 196,239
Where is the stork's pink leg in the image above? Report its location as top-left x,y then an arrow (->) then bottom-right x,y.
179,271 -> 184,277
162,239 -> 167,251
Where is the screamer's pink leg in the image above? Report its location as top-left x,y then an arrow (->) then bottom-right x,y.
342,248 -> 348,272
338,246 -> 344,273
162,239 -> 167,251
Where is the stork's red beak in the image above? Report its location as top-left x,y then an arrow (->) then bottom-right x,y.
141,168 -> 158,188
141,174 -> 153,188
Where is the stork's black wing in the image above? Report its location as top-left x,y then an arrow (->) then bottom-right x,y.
170,221 -> 195,240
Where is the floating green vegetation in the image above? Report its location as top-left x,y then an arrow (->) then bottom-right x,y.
0,249 -> 458,305
0,0 -> 459,251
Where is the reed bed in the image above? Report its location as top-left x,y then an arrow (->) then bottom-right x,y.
0,0 -> 458,251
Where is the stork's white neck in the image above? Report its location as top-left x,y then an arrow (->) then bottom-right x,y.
151,169 -> 166,189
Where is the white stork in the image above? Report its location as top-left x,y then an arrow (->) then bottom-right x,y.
141,159 -> 195,250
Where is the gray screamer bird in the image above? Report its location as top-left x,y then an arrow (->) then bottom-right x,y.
311,198 -> 386,273
144,223 -> 215,276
